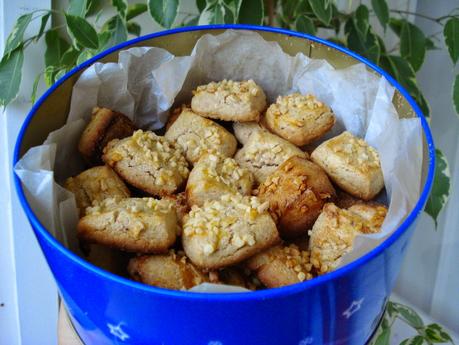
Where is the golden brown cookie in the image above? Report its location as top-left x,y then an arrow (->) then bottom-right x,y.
310,131 -> 384,200
186,153 -> 254,207
234,130 -> 307,184
103,130 -> 189,196
78,107 -> 136,165
258,156 -> 335,238
182,194 -> 279,270
128,250 -> 208,290
64,165 -> 130,216
191,80 -> 267,122
232,121 -> 267,145
246,244 -> 313,288
77,197 -> 178,254
308,203 -> 387,274
164,107 -> 237,164
264,93 -> 335,146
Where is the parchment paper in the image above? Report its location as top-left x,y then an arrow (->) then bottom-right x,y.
15,30 -> 423,290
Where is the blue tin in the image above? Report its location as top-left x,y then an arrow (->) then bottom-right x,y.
14,25 -> 435,345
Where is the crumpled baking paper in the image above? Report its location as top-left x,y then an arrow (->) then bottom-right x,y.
15,30 -> 423,291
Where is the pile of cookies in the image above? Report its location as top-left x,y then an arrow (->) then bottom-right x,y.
65,79 -> 388,291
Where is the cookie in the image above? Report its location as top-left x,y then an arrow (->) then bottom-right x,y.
164,107 -> 237,164
64,165 -> 130,215
310,131 -> 384,200
128,250 -> 208,290
191,80 -> 267,122
232,121 -> 267,145
77,197 -> 178,253
103,130 -> 189,196
78,107 -> 136,165
264,94 -> 335,146
186,153 -> 254,207
234,130 -> 307,184
182,194 -> 279,269
258,156 -> 335,238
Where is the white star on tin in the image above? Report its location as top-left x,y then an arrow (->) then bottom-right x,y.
342,298 -> 364,319
299,337 -> 314,344
107,322 -> 130,341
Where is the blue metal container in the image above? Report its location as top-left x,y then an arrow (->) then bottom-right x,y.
14,25 -> 435,345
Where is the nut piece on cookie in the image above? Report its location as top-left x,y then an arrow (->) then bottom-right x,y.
264,94 -> 335,146
65,165 -> 130,215
347,203 -> 387,233
308,203 -> 387,274
165,107 -> 237,164
186,153 -> 254,207
78,197 -> 178,253
234,130 -> 307,184
310,131 -> 384,200
103,130 -> 189,196
232,121 -> 267,145
258,156 -> 335,238
182,194 -> 279,270
128,250 -> 208,290
191,79 -> 267,122
78,107 -> 136,165
246,244 -> 313,288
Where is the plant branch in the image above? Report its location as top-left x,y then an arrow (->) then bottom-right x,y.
389,9 -> 455,25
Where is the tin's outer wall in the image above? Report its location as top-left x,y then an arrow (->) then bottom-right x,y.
16,28 -> 432,345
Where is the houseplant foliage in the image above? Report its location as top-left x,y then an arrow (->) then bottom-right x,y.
0,1 -> 457,343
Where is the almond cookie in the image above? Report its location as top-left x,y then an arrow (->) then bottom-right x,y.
65,165 -> 130,215
186,153 -> 254,207
258,156 -> 335,238
234,130 -> 307,184
191,80 -> 267,122
182,194 -> 279,270
310,131 -> 384,200
78,197 -> 177,253
264,94 -> 335,146
78,107 -> 136,165
165,107 -> 237,164
308,203 -> 387,274
128,250 -> 208,290
103,130 -> 189,196
232,121 -> 267,145
246,244 -> 313,288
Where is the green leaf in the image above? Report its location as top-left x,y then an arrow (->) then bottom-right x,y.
196,0 -> 206,12
76,50 -> 95,65
45,30 -> 70,67
68,0 -> 88,17
36,13 -> 51,42
4,13 -> 32,55
0,48 -> 24,107
444,18 -> 459,64
389,17 -> 404,36
392,302 -> 424,329
453,74 -> 459,115
355,5 -> 369,37
99,15 -> 127,51
238,0 -> 264,25
424,323 -> 454,343
309,0 -> 332,26
148,0 -> 179,28
127,22 -> 141,36
54,68 -> 69,81
400,336 -> 428,345
425,149 -> 451,227
295,15 -> 316,35
425,37 -> 438,50
65,14 -> 99,49
44,65 -> 57,87
126,3 -> 148,20
182,15 -> 200,27
400,21 -> 426,71
112,0 -> 128,18
30,72 -> 42,104
346,19 -> 380,63
60,47 -> 81,66
373,328 -> 390,345
371,0 -> 389,30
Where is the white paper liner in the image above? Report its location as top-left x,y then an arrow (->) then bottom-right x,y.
15,30 -> 423,291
